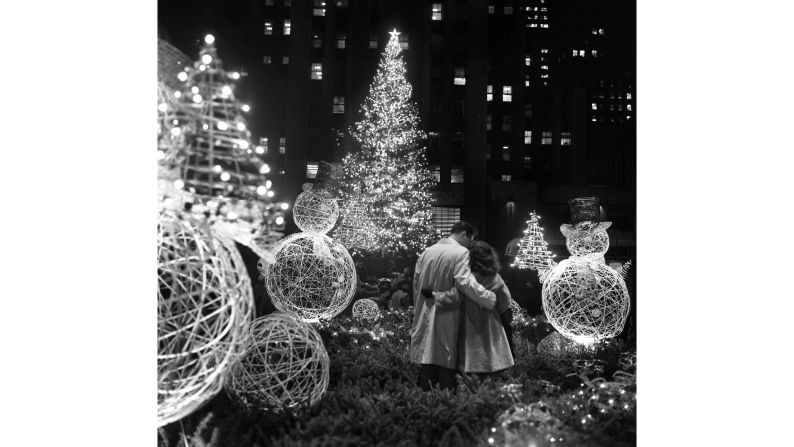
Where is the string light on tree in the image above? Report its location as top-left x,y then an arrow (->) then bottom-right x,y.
333,193 -> 379,252
339,29 -> 434,255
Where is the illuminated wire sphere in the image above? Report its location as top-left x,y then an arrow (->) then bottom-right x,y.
541,259 -> 630,344
561,222 -> 611,258
352,298 -> 381,321
535,331 -> 595,373
261,232 -> 356,322
293,184 -> 340,234
225,313 -> 330,411
157,212 -> 254,427
492,402 -> 568,446
509,299 -> 527,320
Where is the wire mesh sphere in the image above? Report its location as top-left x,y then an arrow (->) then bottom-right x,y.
157,212 -> 254,427
564,226 -> 610,258
352,298 -> 381,321
536,332 -> 595,374
261,232 -> 356,322
225,313 -> 330,411
509,299 -> 527,320
293,184 -> 340,234
541,259 -> 630,344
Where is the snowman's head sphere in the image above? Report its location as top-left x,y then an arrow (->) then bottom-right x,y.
561,222 -> 611,258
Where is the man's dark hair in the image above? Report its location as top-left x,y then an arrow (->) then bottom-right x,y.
449,220 -> 478,239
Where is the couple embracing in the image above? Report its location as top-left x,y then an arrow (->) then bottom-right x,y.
410,221 -> 515,391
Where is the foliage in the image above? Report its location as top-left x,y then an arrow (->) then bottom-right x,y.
159,309 -> 636,447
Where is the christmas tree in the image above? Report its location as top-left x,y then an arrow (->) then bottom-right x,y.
339,29 -> 434,255
165,34 -> 270,202
512,212 -> 557,271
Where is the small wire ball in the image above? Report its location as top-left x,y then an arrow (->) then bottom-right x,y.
542,259 -> 630,344
352,298 -> 381,321
225,313 -> 330,411
293,184 -> 340,234
157,212 -> 254,427
261,232 -> 356,322
536,331 -> 595,373
565,227 -> 610,258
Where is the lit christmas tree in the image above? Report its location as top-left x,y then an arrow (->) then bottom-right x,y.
512,212 -> 557,271
165,34 -> 270,202
339,29 -> 434,255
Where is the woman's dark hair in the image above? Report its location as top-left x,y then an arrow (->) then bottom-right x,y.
468,240 -> 501,277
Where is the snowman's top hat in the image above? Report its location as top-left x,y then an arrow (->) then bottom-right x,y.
561,197 -> 611,235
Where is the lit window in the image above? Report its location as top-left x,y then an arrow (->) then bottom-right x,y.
369,34 -> 378,49
399,34 -> 409,50
502,85 -> 512,102
487,85 -> 493,101
451,167 -> 464,183
335,0 -> 348,7
627,104 -> 632,111
263,56 -> 272,64
313,35 -> 322,48
454,67 -> 465,85
561,132 -> 572,146
311,63 -> 323,80
542,131 -> 552,145
306,162 -> 319,179
501,174 -> 512,181
279,137 -> 286,154
540,23 -> 548,28
524,104 -> 533,117
282,56 -> 289,64
572,50 -> 577,57
525,75 -> 530,87
525,56 -> 531,66
592,50 -> 598,57
592,103 -> 597,110
529,23 -> 537,28
431,206 -> 461,235
486,115 -> 492,131
432,3 -> 443,21
541,65 -> 548,70
283,19 -> 291,35
504,6 -> 513,14
336,33 -> 346,49
599,28 -> 605,35
488,5 -> 495,14
264,21 -> 273,35
541,48 -> 548,54
502,116 -> 512,131
259,137 -> 269,154
313,0 -> 325,16
524,130 -> 532,144
431,165 -> 441,182
333,96 -> 345,114
627,93 -> 632,100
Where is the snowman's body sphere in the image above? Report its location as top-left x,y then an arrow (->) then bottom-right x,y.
542,259 -> 630,344
293,188 -> 340,234
264,232 -> 356,321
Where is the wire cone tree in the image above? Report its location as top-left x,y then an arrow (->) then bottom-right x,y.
167,34 -> 270,202
339,29 -> 434,255
512,212 -> 557,272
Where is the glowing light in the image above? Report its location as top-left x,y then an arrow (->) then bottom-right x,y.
267,190 -> 275,198
255,146 -> 265,155
202,123 -> 209,130
259,164 -> 270,174
204,34 -> 215,44
265,180 -> 272,188
157,150 -> 165,160
488,438 -> 494,444
236,122 -> 246,131
174,179 -> 184,189
217,121 -> 229,131
241,104 -> 250,112
199,64 -> 206,71
213,165 -> 222,173
231,72 -> 240,79
177,72 -> 188,82
226,211 -> 238,220
274,216 -> 285,225
257,186 -> 267,195
239,140 -> 250,150
174,91 -> 181,98
220,172 -> 231,181
191,86 -> 200,94
170,127 -> 182,137
280,203 -> 289,210
192,94 -> 202,103
221,85 -> 232,96
158,103 -> 168,113
201,54 -> 212,64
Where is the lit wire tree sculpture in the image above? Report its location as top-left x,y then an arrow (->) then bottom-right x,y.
339,29 -> 434,255
333,193 -> 378,252
512,212 -> 556,274
157,212 -> 254,427
165,34 -> 270,202
225,313 -> 330,412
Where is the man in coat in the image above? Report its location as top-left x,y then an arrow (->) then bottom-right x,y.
410,221 -> 497,390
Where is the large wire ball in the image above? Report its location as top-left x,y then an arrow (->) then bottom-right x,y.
536,331 -> 595,373
566,228 -> 610,258
293,185 -> 340,234
261,232 -> 356,322
157,212 -> 254,427
542,259 -> 630,344
225,313 -> 330,411
352,298 -> 381,321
